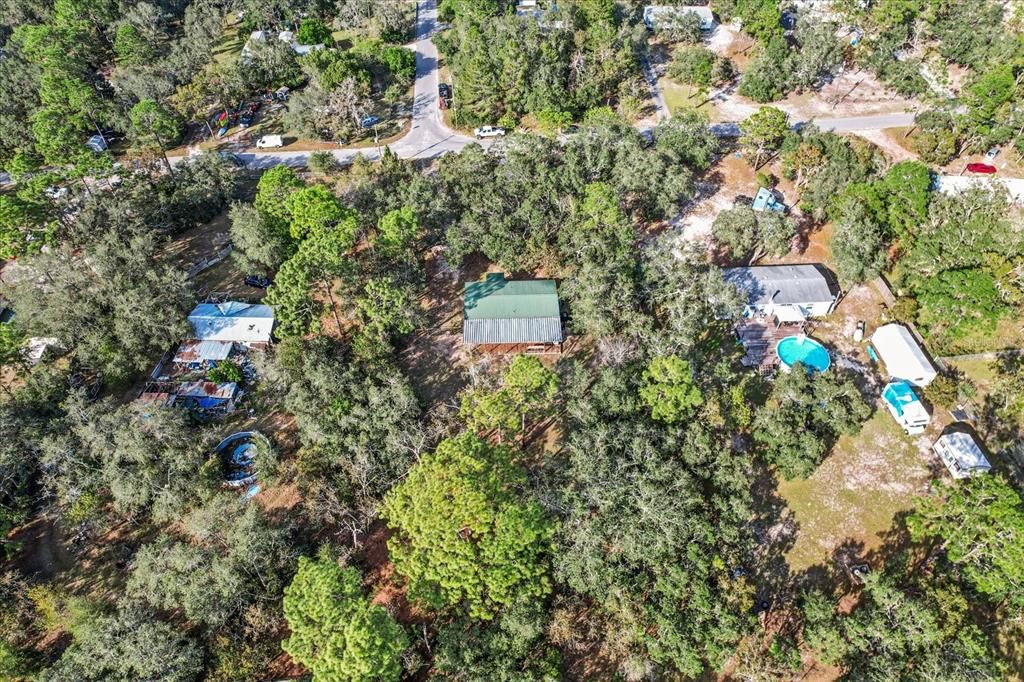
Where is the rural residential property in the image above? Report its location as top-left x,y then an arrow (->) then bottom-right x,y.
1,0 -> 1023,680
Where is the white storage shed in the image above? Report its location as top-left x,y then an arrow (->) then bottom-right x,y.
870,324 -> 937,387
933,431 -> 991,479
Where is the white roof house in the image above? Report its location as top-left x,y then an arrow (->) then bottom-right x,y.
242,30 -> 323,62
933,431 -> 991,479
643,5 -> 715,31
723,264 -> 839,321
188,302 -> 274,345
870,324 -> 937,387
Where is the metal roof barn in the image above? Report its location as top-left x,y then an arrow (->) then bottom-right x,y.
463,274 -> 563,345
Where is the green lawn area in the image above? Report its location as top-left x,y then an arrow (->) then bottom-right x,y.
777,409 -> 936,573
212,16 -> 245,66
660,78 -> 722,121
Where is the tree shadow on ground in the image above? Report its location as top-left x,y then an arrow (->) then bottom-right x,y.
748,463 -> 801,605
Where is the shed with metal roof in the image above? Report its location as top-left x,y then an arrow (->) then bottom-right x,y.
463,274 -> 563,351
870,323 -> 937,387
933,430 -> 991,479
188,302 -> 274,345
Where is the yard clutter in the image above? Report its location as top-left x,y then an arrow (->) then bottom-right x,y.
138,301 -> 274,418
869,323 -> 937,387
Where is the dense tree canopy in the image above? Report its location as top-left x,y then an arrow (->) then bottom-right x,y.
382,433 -> 554,620
754,366 -> 870,479
283,554 -> 407,681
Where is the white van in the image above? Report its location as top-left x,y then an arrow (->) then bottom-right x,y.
255,135 -> 284,149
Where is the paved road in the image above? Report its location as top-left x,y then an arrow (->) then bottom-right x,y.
174,7 -> 918,169
809,112 -> 916,132
175,0 -> 475,168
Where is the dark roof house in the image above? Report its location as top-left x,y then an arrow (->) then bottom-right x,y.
463,274 -> 563,348
724,264 -> 839,320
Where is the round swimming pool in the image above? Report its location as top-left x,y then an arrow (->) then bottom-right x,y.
214,431 -> 271,488
776,335 -> 831,373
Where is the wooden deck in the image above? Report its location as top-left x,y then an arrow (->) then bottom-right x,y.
736,318 -> 803,369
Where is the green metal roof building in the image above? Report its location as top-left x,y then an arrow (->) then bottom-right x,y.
463,274 -> 563,346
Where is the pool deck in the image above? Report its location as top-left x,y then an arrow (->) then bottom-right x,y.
736,318 -> 803,369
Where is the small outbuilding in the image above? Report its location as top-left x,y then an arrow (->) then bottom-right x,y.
173,339 -> 234,367
752,187 -> 786,213
724,264 -> 839,321
85,135 -> 108,153
643,5 -> 715,31
188,302 -> 274,346
882,381 -> 930,435
932,430 -> 991,479
463,273 -> 563,353
176,380 -> 238,410
870,324 -> 937,387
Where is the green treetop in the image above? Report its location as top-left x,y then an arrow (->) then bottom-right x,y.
638,355 -> 704,424
283,555 -> 408,682
381,432 -> 554,620
909,474 -> 1024,611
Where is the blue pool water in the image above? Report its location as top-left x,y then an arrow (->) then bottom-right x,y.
776,335 -> 831,373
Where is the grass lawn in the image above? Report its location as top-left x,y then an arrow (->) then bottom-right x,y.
212,15 -> 245,67
777,409 -> 936,574
660,79 -> 720,120
934,316 -> 1024,356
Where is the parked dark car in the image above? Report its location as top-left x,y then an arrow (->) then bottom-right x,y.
360,115 -> 381,128
244,275 -> 272,288
438,83 -> 451,100
239,113 -> 254,127
966,163 -> 997,174
219,152 -> 245,167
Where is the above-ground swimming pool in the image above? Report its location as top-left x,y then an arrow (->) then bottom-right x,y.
214,431 -> 270,488
776,335 -> 831,373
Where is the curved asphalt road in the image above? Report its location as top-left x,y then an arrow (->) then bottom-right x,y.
179,2 -> 920,169
189,0 -> 476,169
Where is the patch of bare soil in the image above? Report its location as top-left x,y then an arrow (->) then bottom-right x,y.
675,151 -> 758,243
255,483 -> 302,517
7,517 -> 75,581
264,651 -> 306,680
161,212 -> 232,268
399,247 -> 493,409
358,521 -> 429,627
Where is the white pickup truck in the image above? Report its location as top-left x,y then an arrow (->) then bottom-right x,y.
474,126 -> 506,139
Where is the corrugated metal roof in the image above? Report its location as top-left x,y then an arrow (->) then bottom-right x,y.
463,318 -> 563,345
723,265 -> 836,306
177,381 -> 237,400
871,324 -> 936,386
173,339 -> 233,363
463,274 -> 563,344
188,302 -> 274,343
464,274 -> 560,320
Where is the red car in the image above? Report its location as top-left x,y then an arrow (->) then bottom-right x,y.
966,163 -> 997,174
